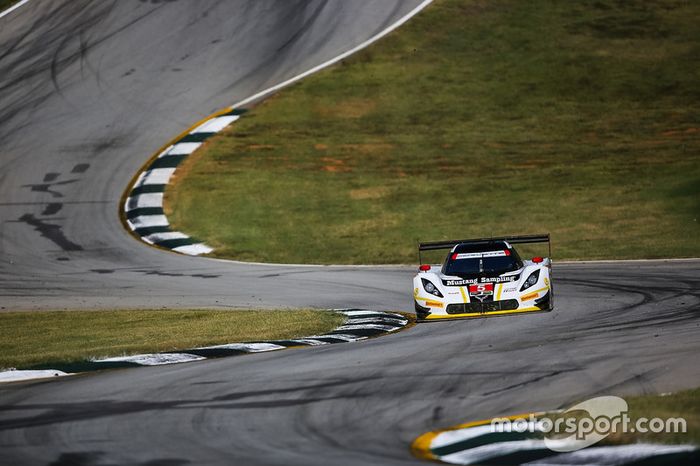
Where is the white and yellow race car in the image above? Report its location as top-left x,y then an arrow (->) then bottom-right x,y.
413,235 -> 553,321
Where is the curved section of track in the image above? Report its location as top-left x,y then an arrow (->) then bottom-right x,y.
1,261 -> 699,465
0,0 -> 425,311
1,2 -> 699,465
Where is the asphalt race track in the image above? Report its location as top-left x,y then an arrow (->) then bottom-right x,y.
0,0 -> 427,312
1,1 -> 699,465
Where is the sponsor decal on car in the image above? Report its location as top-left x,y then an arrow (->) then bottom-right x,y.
443,275 -> 518,286
480,275 -> 519,283
468,283 -> 494,302
452,250 -> 509,259
443,278 -> 477,286
443,278 -> 478,286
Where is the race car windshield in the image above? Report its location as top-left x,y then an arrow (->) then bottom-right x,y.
443,250 -> 521,276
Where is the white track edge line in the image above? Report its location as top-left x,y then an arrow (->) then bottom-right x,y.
207,255 -> 700,269
0,0 -> 31,20
231,0 -> 434,109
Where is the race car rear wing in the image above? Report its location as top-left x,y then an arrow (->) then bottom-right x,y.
418,234 -> 550,263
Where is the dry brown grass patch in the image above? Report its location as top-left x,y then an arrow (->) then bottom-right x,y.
315,98 -> 377,119
349,186 -> 390,200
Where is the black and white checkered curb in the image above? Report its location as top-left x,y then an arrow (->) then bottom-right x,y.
93,309 -> 407,366
123,108 -> 246,255
0,310 -> 408,381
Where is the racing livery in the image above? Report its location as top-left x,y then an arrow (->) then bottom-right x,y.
413,235 -> 553,321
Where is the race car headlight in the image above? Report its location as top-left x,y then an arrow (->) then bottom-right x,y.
520,270 -> 540,291
421,278 -> 443,298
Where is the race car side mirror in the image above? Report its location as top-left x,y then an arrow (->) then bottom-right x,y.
419,264 -> 431,271
532,257 -> 544,263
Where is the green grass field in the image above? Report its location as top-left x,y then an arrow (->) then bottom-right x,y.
613,388 -> 700,446
0,309 -> 344,369
166,0 -> 699,264
548,389 -> 700,446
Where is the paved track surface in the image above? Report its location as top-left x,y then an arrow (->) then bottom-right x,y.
1,2 -> 699,465
0,0 -> 424,311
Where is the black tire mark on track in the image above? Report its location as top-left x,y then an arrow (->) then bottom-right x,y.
16,214 -> 82,251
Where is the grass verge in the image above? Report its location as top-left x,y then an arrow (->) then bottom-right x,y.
610,388 -> 700,446
546,388 -> 700,446
166,0 -> 699,264
0,309 -> 344,369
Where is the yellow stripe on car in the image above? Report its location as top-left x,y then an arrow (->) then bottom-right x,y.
496,283 -> 503,300
521,286 -> 550,302
459,287 -> 469,303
